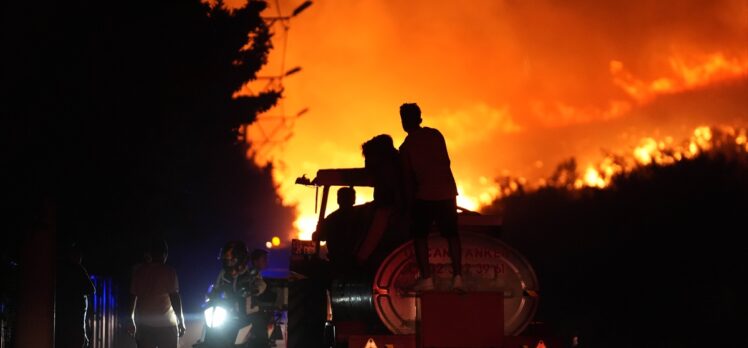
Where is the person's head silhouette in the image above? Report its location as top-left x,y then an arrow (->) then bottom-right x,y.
59,241 -> 84,265
149,239 -> 169,263
362,134 -> 392,157
400,103 -> 422,133
250,249 -> 268,270
362,134 -> 397,170
337,187 -> 356,209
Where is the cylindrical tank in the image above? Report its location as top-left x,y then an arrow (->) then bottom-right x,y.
329,276 -> 376,323
330,231 -> 539,336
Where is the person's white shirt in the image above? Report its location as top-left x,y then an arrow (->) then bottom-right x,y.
131,262 -> 179,327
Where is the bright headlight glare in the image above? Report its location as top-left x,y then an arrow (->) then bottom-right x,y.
204,306 -> 228,328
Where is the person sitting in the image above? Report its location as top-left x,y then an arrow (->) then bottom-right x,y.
316,187 -> 358,271
209,242 -> 271,348
247,249 -> 272,348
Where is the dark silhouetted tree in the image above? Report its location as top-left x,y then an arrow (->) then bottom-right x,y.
5,0 -> 295,297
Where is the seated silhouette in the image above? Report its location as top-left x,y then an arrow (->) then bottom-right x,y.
317,187 -> 359,272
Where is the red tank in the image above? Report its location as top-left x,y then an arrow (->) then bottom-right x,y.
372,231 -> 539,336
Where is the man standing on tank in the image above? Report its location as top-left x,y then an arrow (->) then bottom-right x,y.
398,103 -> 462,291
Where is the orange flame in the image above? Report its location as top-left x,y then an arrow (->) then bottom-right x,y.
611,52 -> 748,103
575,126 -> 747,190
236,1 -> 748,241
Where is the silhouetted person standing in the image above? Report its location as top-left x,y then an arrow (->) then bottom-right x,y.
357,135 -> 403,264
128,239 -> 185,348
55,243 -> 95,348
362,134 -> 402,209
399,103 -> 462,291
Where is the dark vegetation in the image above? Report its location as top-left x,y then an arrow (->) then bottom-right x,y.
3,0 -> 294,312
486,136 -> 748,347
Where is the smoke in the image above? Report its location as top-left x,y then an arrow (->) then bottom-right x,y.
235,0 -> 748,238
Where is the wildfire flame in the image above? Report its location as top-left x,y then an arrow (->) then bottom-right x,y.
235,0 -> 748,241
611,52 -> 748,103
575,125 -> 748,190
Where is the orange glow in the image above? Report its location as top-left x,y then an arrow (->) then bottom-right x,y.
583,167 -> 606,189
736,129 -> 747,146
612,53 -> 748,103
633,138 -> 654,165
294,214 -> 318,241
574,125 -> 746,190
456,184 -> 479,212
271,236 -> 281,246
228,1 -> 748,240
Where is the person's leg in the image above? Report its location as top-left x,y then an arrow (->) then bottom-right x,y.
436,198 -> 461,276
54,323 -> 85,348
153,326 -> 178,348
414,236 -> 431,278
250,313 -> 270,347
135,325 -> 157,348
411,200 -> 432,279
446,235 -> 462,276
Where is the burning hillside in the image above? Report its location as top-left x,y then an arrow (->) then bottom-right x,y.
229,0 -> 748,240
480,130 -> 748,347
485,125 -> 748,201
